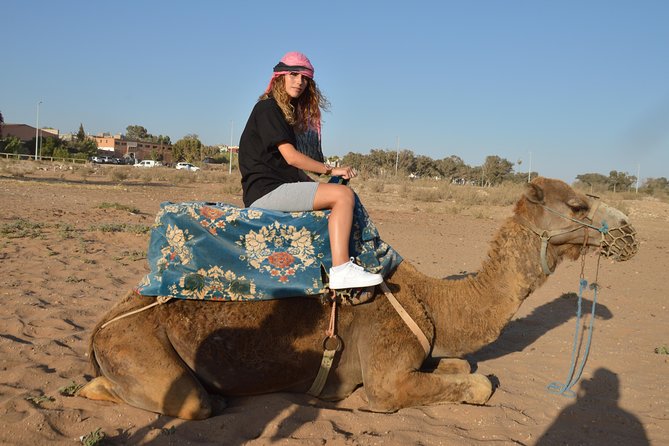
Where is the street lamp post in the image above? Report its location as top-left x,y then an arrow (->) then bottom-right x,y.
35,101 -> 42,161
229,120 -> 234,174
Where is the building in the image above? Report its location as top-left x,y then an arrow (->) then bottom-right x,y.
2,124 -> 58,142
92,134 -> 173,163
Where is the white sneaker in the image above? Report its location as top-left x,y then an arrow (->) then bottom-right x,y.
329,260 -> 383,290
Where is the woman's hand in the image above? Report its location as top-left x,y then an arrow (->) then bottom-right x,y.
331,166 -> 357,180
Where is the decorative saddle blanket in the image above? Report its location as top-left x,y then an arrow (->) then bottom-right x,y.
136,197 -> 402,301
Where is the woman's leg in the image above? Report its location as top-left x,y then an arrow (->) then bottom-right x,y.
312,183 -> 355,267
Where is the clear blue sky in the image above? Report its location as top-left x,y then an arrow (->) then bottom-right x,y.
3,0 -> 668,183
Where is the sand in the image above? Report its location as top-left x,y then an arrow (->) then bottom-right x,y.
0,165 -> 667,445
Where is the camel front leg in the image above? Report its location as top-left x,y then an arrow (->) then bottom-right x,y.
431,357 -> 472,374
363,370 -> 493,413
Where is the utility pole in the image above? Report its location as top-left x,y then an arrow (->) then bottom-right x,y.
35,100 -> 42,161
527,151 -> 532,183
229,120 -> 234,174
395,136 -> 399,175
636,163 -> 640,193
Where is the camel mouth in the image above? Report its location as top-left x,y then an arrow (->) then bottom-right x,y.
600,223 -> 639,261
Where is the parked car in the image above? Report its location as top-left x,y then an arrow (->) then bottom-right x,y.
90,156 -> 104,164
175,162 -> 200,171
134,160 -> 163,168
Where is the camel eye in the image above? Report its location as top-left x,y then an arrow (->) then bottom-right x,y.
566,198 -> 589,213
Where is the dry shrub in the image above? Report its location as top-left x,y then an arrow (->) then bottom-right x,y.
0,160 -> 36,178
110,167 -> 130,183
368,180 -> 385,193
222,183 -> 242,195
171,171 -> 196,185
411,187 -> 442,202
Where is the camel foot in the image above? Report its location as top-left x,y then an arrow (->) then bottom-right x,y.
433,358 -> 472,375
78,376 -> 123,404
463,374 -> 493,405
364,371 -> 493,412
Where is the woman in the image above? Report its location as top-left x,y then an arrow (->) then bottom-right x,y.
239,51 -> 382,290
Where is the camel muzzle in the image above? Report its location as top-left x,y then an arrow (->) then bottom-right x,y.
599,223 -> 638,261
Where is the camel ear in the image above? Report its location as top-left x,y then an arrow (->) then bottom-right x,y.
524,183 -> 544,204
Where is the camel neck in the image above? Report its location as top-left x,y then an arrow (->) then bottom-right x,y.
417,219 -> 550,357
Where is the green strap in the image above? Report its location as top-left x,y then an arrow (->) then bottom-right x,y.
307,348 -> 337,397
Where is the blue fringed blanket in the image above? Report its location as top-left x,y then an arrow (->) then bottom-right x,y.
136,197 -> 402,301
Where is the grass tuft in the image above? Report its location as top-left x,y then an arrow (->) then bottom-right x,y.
58,381 -> 84,396
25,394 -> 55,406
98,202 -> 140,214
90,223 -> 151,234
0,219 -> 43,238
80,428 -> 105,446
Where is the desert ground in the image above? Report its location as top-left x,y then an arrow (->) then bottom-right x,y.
0,161 -> 667,445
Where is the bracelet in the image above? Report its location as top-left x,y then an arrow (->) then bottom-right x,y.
324,164 -> 332,176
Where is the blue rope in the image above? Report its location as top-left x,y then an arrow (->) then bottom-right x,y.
547,278 -> 598,397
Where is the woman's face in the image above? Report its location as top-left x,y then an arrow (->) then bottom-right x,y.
283,72 -> 309,98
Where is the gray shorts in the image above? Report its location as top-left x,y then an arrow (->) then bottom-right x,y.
250,182 -> 319,212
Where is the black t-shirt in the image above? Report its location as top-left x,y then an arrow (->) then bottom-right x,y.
239,98 -> 304,207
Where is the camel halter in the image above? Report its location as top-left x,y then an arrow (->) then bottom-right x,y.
522,196 -> 638,396
520,196 -> 608,275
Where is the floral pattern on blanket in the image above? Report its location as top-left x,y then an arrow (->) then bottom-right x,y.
136,198 -> 402,301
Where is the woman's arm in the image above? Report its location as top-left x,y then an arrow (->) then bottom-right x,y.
277,142 -> 356,179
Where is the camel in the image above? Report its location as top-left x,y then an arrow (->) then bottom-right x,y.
78,177 -> 638,419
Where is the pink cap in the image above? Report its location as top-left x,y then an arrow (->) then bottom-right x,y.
265,52 -> 315,93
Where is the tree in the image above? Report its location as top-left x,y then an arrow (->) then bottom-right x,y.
157,135 -> 172,145
125,125 -> 150,142
414,155 -> 440,178
436,155 -> 467,182
396,149 -> 416,176
53,146 -> 70,159
200,144 -> 219,160
4,136 -> 26,154
642,177 -> 669,195
73,139 -> 98,157
40,136 -> 64,157
172,134 -> 203,163
341,152 -> 367,172
0,111 -> 4,138
608,170 -> 635,192
481,155 -> 514,186
575,173 -> 609,193
76,123 -> 86,142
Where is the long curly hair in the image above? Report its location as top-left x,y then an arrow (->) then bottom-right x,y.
260,75 -> 330,133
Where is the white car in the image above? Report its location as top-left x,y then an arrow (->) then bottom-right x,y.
175,162 -> 200,171
134,160 -> 163,168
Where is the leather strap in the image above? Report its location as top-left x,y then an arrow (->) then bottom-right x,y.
380,282 -> 431,357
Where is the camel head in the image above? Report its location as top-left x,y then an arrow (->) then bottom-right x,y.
515,177 -> 638,272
